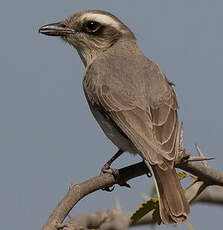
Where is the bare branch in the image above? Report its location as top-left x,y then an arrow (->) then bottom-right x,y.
42,163 -> 147,230
195,186 -> 223,205
57,210 -> 155,230
185,180 -> 207,203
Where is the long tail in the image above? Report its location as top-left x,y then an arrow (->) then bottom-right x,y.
150,164 -> 190,224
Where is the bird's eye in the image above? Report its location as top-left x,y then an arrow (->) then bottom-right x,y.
85,21 -> 101,32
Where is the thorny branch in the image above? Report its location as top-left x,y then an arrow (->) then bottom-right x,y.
52,187 -> 223,230
58,187 -> 223,230
42,124 -> 223,230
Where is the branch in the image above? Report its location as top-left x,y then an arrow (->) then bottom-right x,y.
42,158 -> 223,230
62,210 -> 154,230
42,162 -> 148,230
178,161 -> 223,186
57,210 -> 154,230
195,186 -> 223,205
57,187 -> 223,230
42,123 -> 223,230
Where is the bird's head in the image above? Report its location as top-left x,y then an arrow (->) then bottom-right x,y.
39,10 -> 135,66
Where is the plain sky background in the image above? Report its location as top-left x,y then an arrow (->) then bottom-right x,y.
1,0 -> 223,230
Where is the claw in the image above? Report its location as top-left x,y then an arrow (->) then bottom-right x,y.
100,165 -> 119,192
101,167 -> 119,177
119,182 -> 131,188
101,163 -> 110,172
102,185 -> 115,192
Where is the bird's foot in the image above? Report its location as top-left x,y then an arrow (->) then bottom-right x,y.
100,163 -> 119,192
180,152 -> 191,164
100,163 -> 131,191
101,163 -> 119,176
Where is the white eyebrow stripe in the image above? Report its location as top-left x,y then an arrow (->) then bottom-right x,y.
81,13 -> 121,29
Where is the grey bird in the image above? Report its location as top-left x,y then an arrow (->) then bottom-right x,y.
39,10 -> 190,224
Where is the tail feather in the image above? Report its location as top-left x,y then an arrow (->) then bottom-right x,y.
149,164 -> 190,224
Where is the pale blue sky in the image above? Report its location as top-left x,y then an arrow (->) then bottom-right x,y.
1,1 -> 223,229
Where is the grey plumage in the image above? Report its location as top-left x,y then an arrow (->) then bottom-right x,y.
39,10 -> 190,224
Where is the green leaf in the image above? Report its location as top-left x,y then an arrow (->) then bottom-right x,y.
177,171 -> 188,180
131,171 -> 189,225
131,197 -> 160,224
152,206 -> 162,225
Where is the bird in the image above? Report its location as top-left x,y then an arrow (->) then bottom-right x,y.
39,10 -> 190,224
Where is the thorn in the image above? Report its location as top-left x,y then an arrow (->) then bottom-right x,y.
195,143 -> 204,157
114,196 -> 121,210
188,156 -> 215,162
179,122 -> 184,150
194,144 -> 213,167
184,220 -> 195,230
102,185 -> 115,192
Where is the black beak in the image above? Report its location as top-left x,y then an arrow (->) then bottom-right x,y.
38,22 -> 74,36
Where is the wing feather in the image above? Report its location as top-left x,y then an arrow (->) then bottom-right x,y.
84,54 -> 179,167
